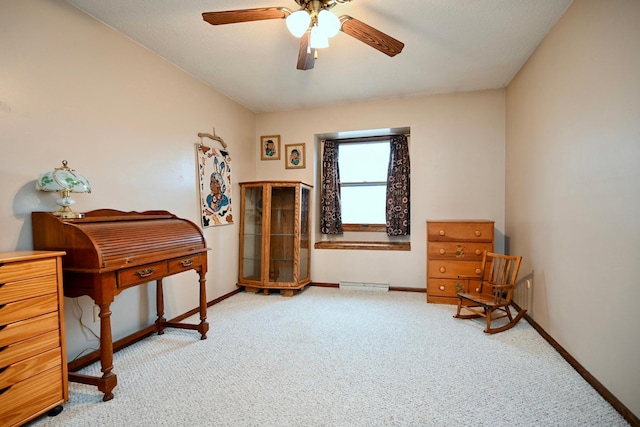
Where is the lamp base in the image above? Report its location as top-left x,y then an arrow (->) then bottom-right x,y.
54,191 -> 85,219
54,207 -> 85,219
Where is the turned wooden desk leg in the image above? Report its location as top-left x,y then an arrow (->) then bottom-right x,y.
98,302 -> 117,401
156,279 -> 166,335
198,270 -> 209,340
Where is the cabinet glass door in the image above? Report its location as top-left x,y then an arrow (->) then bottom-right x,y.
269,186 -> 295,282
241,186 -> 263,282
299,186 -> 310,281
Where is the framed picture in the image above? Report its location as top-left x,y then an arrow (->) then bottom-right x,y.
260,135 -> 280,160
285,143 -> 305,169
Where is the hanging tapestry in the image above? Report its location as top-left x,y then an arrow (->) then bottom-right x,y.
197,143 -> 233,228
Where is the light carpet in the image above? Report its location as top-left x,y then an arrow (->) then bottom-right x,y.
27,286 -> 628,426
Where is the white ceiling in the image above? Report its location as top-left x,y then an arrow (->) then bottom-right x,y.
65,0 -> 572,114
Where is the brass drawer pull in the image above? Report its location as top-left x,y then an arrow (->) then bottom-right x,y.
180,259 -> 194,267
475,230 -> 481,236
439,285 -> 445,291
475,268 -> 482,274
439,248 -> 445,255
136,268 -> 156,278
439,229 -> 445,236
475,249 -> 481,255
439,267 -> 446,273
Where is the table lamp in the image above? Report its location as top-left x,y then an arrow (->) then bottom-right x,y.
36,160 -> 91,219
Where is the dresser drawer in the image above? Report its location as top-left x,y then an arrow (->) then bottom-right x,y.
0,258 -> 56,283
427,279 -> 463,298
427,260 -> 483,279
427,242 -> 492,261
0,294 -> 59,326
0,275 -> 58,305
0,330 -> 60,369
427,221 -> 494,242
117,261 -> 168,289
0,365 -> 64,427
0,348 -> 61,390
0,312 -> 60,348
169,255 -> 203,274
427,277 -> 487,295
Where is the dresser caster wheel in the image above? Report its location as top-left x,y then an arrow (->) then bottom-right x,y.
47,405 -> 64,417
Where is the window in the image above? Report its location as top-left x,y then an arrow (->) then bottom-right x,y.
318,130 -> 411,247
339,140 -> 390,226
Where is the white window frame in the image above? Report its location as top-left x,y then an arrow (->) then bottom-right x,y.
338,137 -> 391,231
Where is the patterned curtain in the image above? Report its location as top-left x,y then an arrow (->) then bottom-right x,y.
320,140 -> 343,234
386,135 -> 410,236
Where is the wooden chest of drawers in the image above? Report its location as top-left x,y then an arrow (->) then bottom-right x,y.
0,251 -> 68,426
426,220 -> 494,304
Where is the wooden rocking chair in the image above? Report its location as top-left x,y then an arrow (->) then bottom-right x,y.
454,251 -> 525,334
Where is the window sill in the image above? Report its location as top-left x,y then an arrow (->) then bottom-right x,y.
314,241 -> 410,251
342,224 -> 387,232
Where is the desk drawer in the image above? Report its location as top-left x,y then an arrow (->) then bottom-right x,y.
0,312 -> 60,348
0,258 -> 56,283
0,348 -> 61,390
0,330 -> 60,369
117,261 -> 168,289
169,255 -> 202,274
0,294 -> 59,326
0,275 -> 58,305
0,365 -> 64,427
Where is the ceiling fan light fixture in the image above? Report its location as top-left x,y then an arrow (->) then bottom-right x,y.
317,9 -> 340,38
286,9 -> 311,38
310,25 -> 329,49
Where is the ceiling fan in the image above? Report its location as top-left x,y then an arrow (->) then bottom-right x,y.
202,0 -> 404,71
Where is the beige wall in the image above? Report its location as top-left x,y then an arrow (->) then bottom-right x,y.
506,0 -> 640,416
4,0 -> 636,418
0,0 -> 256,358
256,91 -> 506,288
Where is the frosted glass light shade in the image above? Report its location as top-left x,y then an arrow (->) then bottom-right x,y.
310,25 -> 329,48
286,10 -> 311,37
318,10 -> 340,38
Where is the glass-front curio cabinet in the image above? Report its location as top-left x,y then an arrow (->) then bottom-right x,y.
238,181 -> 312,297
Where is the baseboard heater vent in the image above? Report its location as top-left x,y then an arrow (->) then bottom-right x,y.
339,281 -> 389,292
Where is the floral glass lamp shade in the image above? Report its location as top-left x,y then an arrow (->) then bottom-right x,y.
36,160 -> 91,219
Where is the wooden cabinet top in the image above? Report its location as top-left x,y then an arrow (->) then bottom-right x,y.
239,180 -> 313,187
0,251 -> 66,263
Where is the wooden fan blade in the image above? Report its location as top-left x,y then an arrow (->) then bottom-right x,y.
297,31 -> 316,70
202,8 -> 289,25
339,16 -> 404,57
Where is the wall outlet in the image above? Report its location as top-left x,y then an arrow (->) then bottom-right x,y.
93,305 -> 100,323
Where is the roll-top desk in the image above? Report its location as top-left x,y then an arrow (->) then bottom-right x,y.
32,209 -> 209,401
